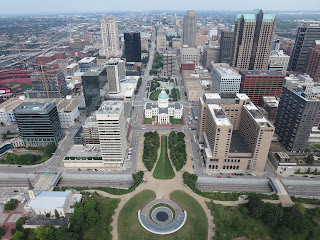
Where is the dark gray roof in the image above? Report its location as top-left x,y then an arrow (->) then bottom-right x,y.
229,131 -> 252,153
241,70 -> 284,76
159,108 -> 168,114
174,102 -> 182,109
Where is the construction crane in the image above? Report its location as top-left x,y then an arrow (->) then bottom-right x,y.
17,61 -> 52,98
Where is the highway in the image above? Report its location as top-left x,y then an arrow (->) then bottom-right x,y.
197,183 -> 273,193
57,179 -> 132,188
0,179 -> 31,187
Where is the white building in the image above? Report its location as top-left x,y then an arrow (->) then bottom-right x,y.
144,89 -> 183,124
211,63 -> 241,93
66,63 -> 79,76
268,50 -> 290,75
0,96 -> 84,127
78,57 -> 97,72
26,190 -> 82,217
100,15 -> 121,58
156,26 -> 167,54
96,101 -> 127,167
180,46 -> 200,65
106,59 -> 126,93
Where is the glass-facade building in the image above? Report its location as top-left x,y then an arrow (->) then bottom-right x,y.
124,32 -> 141,62
81,67 -> 109,116
13,102 -> 63,146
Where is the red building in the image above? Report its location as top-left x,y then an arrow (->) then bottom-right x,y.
239,70 -> 285,106
180,61 -> 195,72
306,40 -> 320,82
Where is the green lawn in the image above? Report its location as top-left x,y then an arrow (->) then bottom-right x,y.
314,144 -> 320,149
144,117 -> 154,124
118,190 -> 208,240
153,136 -> 175,179
149,89 -> 169,101
169,116 -> 184,125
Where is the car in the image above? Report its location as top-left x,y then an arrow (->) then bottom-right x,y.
227,176 -> 231,178
191,158 -> 193,161
303,175 -> 308,177
231,173 -> 235,176
14,190 -> 18,192
18,165 -> 22,168
217,176 -> 222,178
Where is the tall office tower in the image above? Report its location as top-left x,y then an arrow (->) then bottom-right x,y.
268,50 -> 290,75
29,70 -> 68,98
232,9 -> 276,71
271,38 -> 281,51
156,26 -> 167,54
182,10 -> 197,47
163,53 -> 177,77
305,40 -> 320,82
219,30 -> 234,64
275,86 -> 320,152
202,46 -> 220,69
239,70 -> 285,106
197,93 -> 274,172
212,63 -> 241,93
96,101 -> 127,167
81,67 -> 109,116
14,102 -> 63,146
289,24 -> 320,72
124,32 -> 141,62
106,60 -> 125,93
100,15 -> 121,58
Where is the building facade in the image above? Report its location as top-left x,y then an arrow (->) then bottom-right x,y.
289,23 -> 320,72
275,86 -> 320,152
197,93 -> 274,173
144,90 -> 183,124
81,67 -> 109,116
305,40 -> 320,82
182,10 -> 197,47
106,59 -> 125,93
219,30 -> 234,64
156,26 -> 167,54
211,63 -> 241,93
239,70 -> 285,106
124,32 -> 141,62
29,70 -> 68,98
202,46 -> 220,69
78,57 -> 97,72
180,46 -> 200,65
162,53 -> 177,77
14,102 -> 63,146
232,9 -> 276,71
100,15 -> 121,58
268,50 -> 290,75
96,101 -> 127,167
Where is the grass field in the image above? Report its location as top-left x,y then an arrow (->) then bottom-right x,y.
118,190 -> 208,240
0,83 -> 32,93
153,136 -> 175,179
144,117 -> 154,124
169,116 -> 184,125
149,89 -> 169,101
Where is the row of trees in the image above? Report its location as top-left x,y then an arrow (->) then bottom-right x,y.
168,132 -> 187,171
244,195 -> 320,240
134,78 -> 142,94
169,88 -> 180,101
149,51 -> 163,75
142,131 -> 160,171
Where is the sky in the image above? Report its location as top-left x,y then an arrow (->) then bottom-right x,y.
0,0 -> 319,15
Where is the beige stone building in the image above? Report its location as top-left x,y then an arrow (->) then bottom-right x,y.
232,9 -> 276,71
196,33 -> 206,46
198,93 -> 274,173
156,26 -> 167,53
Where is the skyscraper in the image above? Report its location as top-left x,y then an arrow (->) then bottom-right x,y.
182,10 -> 197,47
219,30 -> 234,64
232,9 -> 276,71
106,59 -> 125,93
14,102 -> 63,146
81,67 -> 109,116
289,23 -> 320,72
101,15 -> 121,58
96,101 -> 127,167
124,32 -> 141,62
305,40 -> 320,82
156,26 -> 166,53
275,86 -> 320,152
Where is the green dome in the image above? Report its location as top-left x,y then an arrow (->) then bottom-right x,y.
158,91 -> 168,99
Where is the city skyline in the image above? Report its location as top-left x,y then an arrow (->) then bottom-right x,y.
0,0 -> 320,15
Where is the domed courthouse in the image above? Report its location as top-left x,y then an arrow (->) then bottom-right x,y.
144,89 -> 183,124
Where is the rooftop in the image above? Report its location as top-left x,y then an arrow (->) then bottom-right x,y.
245,105 -> 273,127
208,104 -> 231,126
97,101 -> 123,114
78,57 -> 96,63
241,70 -> 284,76
28,191 -> 71,210
82,67 -> 105,77
14,101 -> 53,112
212,63 -> 241,77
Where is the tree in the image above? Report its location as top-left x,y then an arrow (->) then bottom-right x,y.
282,207 -> 307,234
246,195 -> 264,218
15,217 -> 25,231
4,198 -> 18,211
55,209 -> 60,219
70,206 -> 85,232
44,143 -> 57,156
0,227 -> 5,238
12,230 -> 24,240
263,203 -> 283,227
274,226 -> 293,240
86,209 -> 99,227
293,202 -> 306,215
306,154 -> 314,164
0,122 -> 4,126
46,213 -> 51,218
